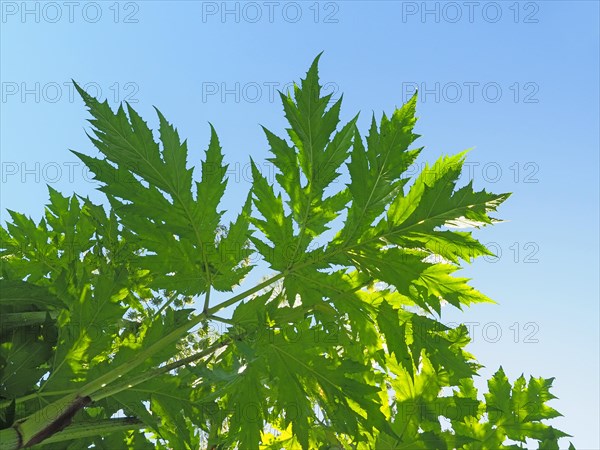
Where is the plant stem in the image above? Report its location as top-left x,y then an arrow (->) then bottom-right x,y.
152,292 -> 178,319
83,273 -> 282,394
0,336 -> 235,450
92,336 -> 232,401
203,286 -> 211,313
0,394 -> 90,450
0,390 -> 74,410
206,272 -> 284,316
32,418 -> 144,446
5,274 -> 285,449
208,315 -> 237,326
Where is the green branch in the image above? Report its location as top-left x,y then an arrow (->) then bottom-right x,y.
206,272 -> 284,315
92,335 -> 233,401
0,328 -> 240,449
32,418 -> 144,446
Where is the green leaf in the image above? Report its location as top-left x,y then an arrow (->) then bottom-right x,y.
0,328 -> 53,398
387,152 -> 509,232
0,280 -> 64,309
73,84 -> 252,298
0,57 -> 571,450
377,300 -> 413,377
250,159 -> 295,270
343,94 -> 421,241
482,367 -> 570,445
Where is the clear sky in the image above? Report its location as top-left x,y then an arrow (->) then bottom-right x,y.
1,1 -> 598,447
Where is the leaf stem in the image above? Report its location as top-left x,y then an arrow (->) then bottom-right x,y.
0,390 -> 75,410
92,336 -> 232,401
33,418 -> 144,446
152,291 -> 179,319
206,272 -> 284,316
7,268 -> 285,448
203,285 -> 211,313
208,315 -> 237,326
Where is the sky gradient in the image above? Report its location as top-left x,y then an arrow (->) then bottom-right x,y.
1,1 -> 599,447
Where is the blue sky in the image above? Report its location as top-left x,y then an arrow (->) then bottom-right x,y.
1,1 -> 598,447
